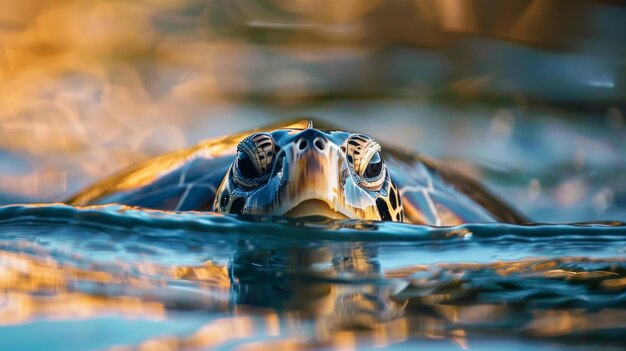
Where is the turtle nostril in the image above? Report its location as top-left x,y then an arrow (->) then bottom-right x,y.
298,139 -> 308,150
314,138 -> 326,150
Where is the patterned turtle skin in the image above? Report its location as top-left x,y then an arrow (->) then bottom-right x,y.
68,120 -> 527,225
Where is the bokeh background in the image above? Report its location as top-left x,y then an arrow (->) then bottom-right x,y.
0,0 -> 624,222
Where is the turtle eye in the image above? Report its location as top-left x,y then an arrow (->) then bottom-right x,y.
233,132 -> 277,188
236,151 -> 259,178
364,152 -> 383,179
345,134 -> 386,191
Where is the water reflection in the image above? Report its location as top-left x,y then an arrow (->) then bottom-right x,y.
231,244 -> 405,328
1,209 -> 626,349
0,249 -> 167,326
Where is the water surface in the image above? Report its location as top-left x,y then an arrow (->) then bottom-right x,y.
1,204 -> 625,350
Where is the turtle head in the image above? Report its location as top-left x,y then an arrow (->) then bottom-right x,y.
213,125 -> 404,222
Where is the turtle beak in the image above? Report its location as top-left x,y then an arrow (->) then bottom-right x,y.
284,199 -> 349,219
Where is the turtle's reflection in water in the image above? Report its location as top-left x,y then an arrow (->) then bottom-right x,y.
141,242 -> 414,350
231,244 -> 407,332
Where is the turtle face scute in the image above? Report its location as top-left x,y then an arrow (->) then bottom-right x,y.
213,128 -> 405,222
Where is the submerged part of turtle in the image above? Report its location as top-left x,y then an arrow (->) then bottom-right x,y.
67,120 -> 527,225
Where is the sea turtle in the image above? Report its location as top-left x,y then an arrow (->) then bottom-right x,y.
68,120 -> 527,225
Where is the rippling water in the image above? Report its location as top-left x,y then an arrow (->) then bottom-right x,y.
0,204 -> 625,350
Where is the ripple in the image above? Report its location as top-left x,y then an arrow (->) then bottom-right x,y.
1,203 -> 626,350
0,204 -> 624,243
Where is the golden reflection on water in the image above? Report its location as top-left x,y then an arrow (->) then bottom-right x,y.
3,238 -> 626,349
0,249 -> 118,293
526,309 -> 626,337
0,292 -> 165,327
108,307 -> 626,350
0,246 -> 230,327
169,260 -> 229,286
0,250 -> 166,325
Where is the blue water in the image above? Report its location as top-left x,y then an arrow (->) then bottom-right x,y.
1,204 -> 625,350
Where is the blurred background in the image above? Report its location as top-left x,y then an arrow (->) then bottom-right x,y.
0,0 -> 624,222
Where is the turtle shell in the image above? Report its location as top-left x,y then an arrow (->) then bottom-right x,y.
67,120 -> 527,225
